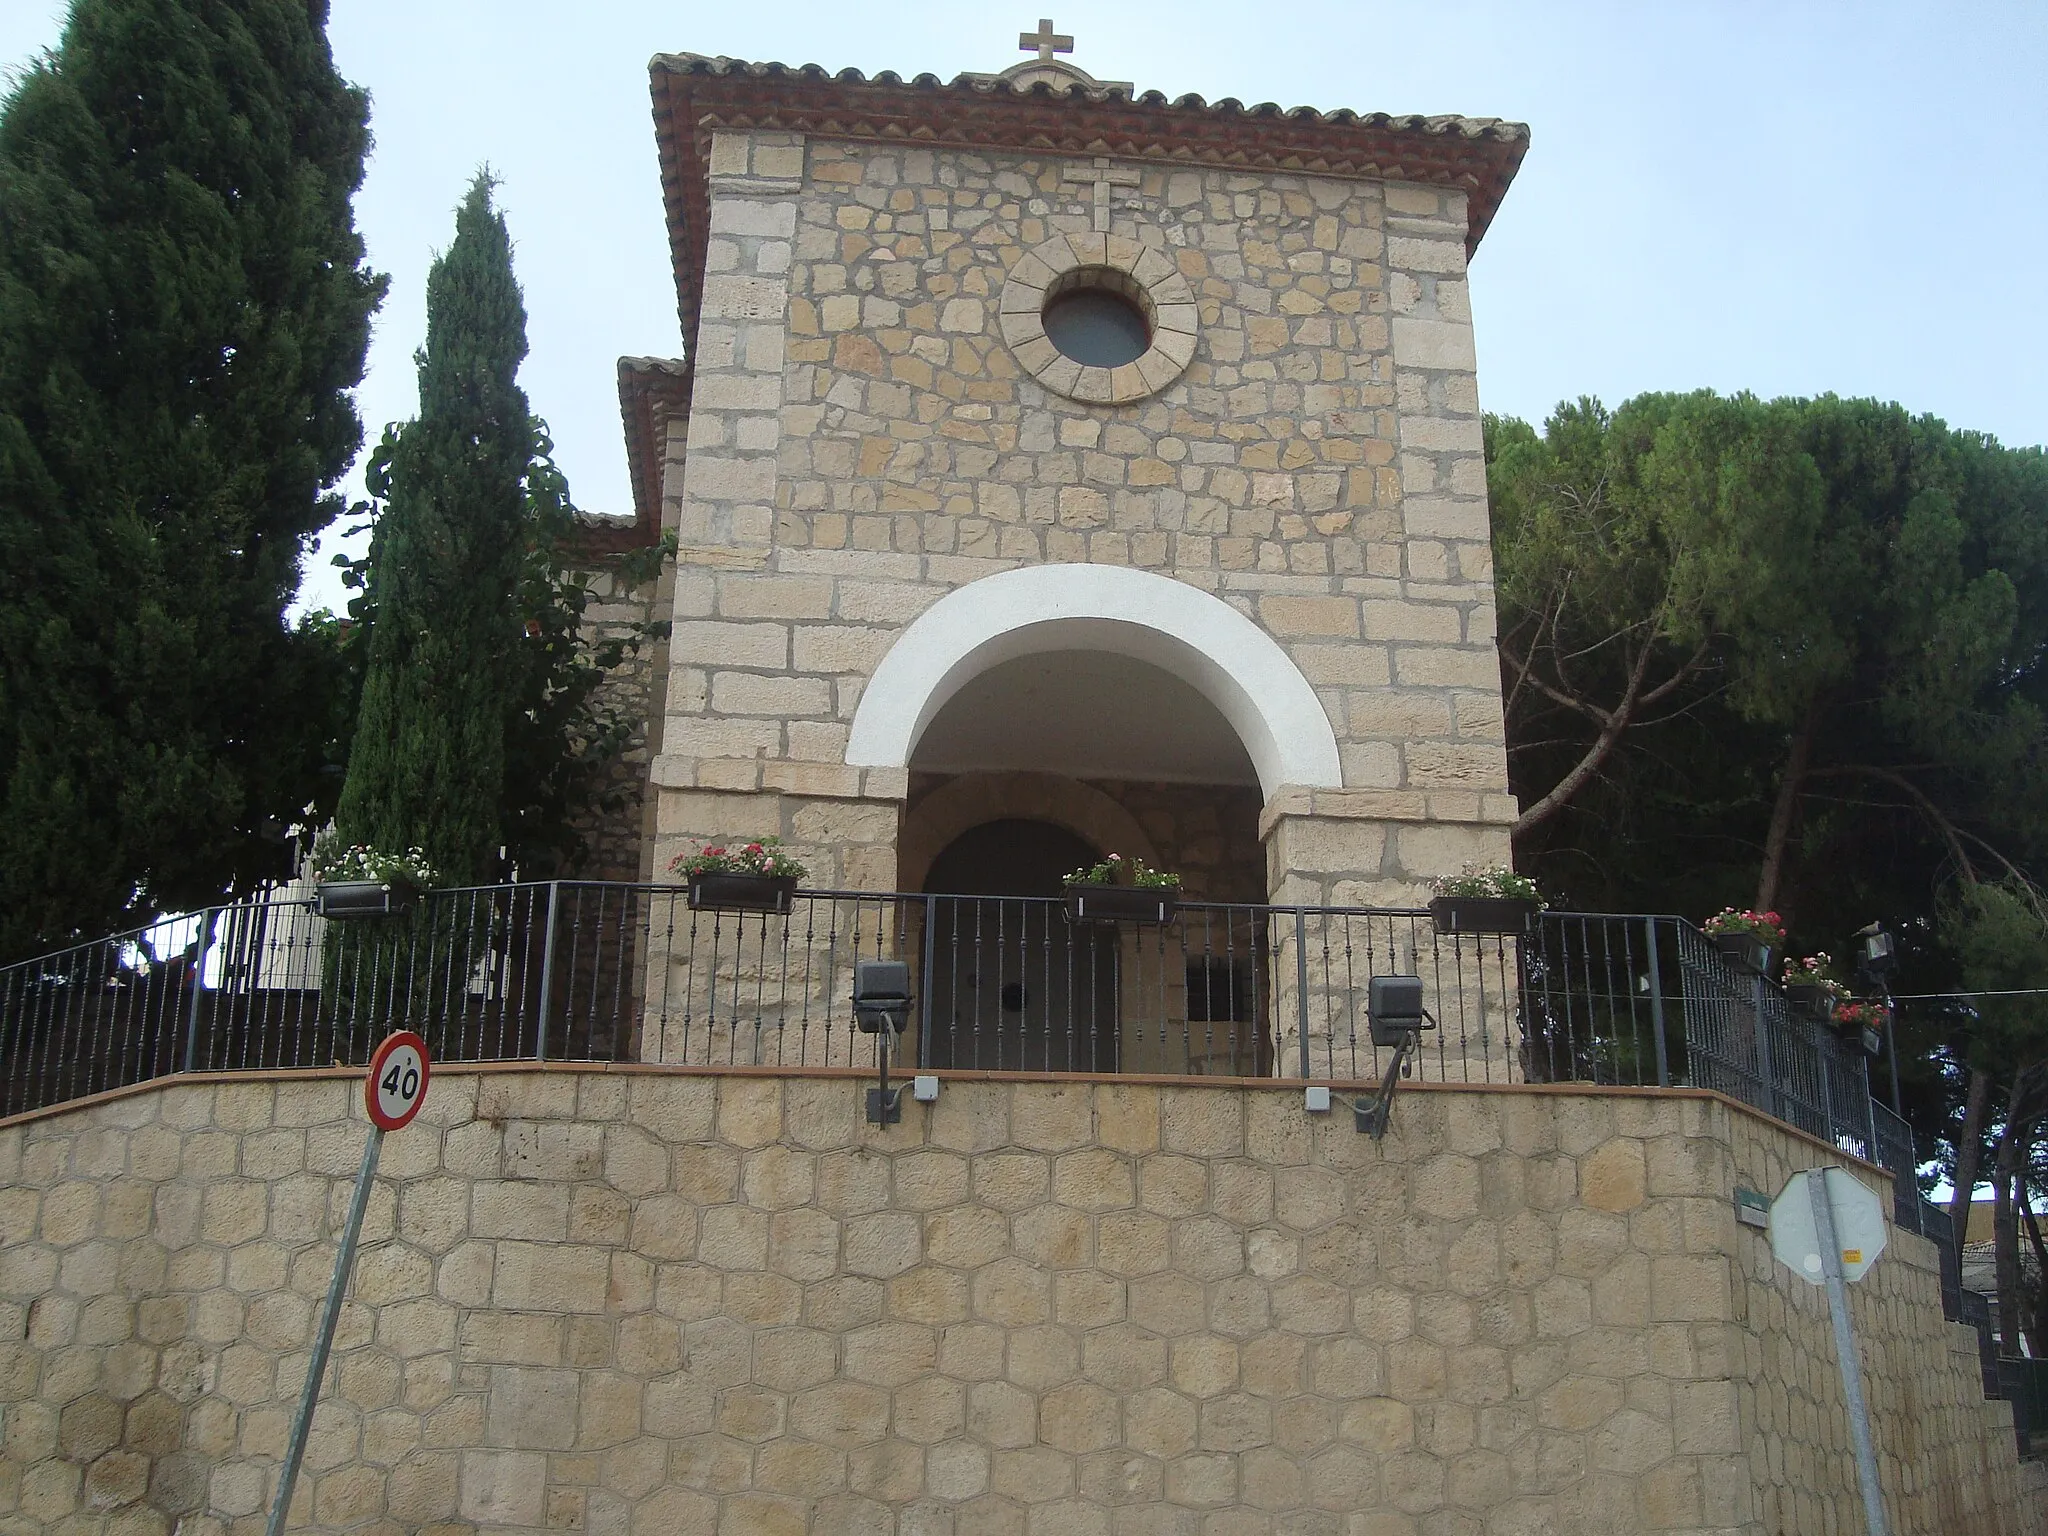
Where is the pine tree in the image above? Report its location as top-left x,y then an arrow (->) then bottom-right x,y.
0,0 -> 383,959
333,175 -> 530,887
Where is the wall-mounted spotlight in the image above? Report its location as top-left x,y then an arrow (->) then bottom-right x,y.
1357,974 -> 1434,1139
853,960 -> 913,1124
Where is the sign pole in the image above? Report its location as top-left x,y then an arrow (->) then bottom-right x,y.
1808,1169 -> 1891,1536
266,1030 -> 430,1536
264,1124 -> 383,1536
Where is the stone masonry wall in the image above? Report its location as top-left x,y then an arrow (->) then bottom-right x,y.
1,1069 -> 2035,1536
565,557 -> 672,885
653,130 -> 1516,905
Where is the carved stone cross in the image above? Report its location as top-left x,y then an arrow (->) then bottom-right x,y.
1019,18 -> 1074,64
1062,156 -> 1142,233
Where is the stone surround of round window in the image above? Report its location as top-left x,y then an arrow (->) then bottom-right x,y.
999,232 -> 1198,406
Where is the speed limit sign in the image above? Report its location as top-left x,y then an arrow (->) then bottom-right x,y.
365,1031 -> 431,1131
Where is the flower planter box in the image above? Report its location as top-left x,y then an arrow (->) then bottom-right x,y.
1710,932 -> 1774,976
1784,983 -> 1838,1022
1833,1006 -> 1887,1056
1065,884 -> 1178,925
314,880 -> 418,920
1428,896 -> 1538,936
688,873 -> 797,914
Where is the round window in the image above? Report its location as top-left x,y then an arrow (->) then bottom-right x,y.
998,233 -> 1198,406
1043,286 -> 1151,369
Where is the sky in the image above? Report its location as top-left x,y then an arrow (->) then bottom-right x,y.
3,0 -> 2044,617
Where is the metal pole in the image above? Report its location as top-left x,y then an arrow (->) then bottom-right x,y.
1645,918 -> 1670,1088
181,907 -> 217,1075
265,1122 -> 384,1536
533,881 -> 561,1062
1753,973 -> 1778,1121
1883,991 -> 1902,1118
1293,908 -> 1311,1080
1809,1168 -> 1891,1536
917,896 -> 937,1070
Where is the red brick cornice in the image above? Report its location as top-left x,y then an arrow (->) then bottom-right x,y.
649,53 -> 1529,358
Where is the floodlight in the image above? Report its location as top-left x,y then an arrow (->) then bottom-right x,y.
1369,974 -> 1427,1047
853,960 -> 912,1034
1854,924 -> 1897,982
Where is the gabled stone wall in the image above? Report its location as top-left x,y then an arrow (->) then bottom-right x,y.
0,1069 -> 2035,1536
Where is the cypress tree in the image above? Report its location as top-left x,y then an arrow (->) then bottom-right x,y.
0,0 -> 383,958
333,175 -> 529,887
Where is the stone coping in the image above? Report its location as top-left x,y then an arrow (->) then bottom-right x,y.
0,1059 -> 1895,1176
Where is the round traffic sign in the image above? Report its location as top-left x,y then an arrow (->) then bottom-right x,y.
365,1031 -> 431,1131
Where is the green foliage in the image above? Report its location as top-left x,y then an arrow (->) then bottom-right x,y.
1495,393 -> 2048,919
1492,392 -> 2048,1181
499,441 -> 671,878
334,176 -> 671,887
334,175 -> 529,888
0,0 -> 383,958
1941,881 -> 2048,1062
1062,854 -> 1181,889
1429,864 -> 1544,905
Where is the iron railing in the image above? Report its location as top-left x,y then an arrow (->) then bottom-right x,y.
0,886 -> 1896,1155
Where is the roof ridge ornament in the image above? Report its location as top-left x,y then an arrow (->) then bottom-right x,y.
1019,18 -> 1073,64
956,17 -> 1132,95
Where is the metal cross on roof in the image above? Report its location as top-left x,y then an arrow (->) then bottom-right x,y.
1019,18 -> 1074,64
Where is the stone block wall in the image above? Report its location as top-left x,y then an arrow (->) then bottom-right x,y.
565,557 -> 673,885
653,129 -> 1518,905
0,1068 -> 2036,1536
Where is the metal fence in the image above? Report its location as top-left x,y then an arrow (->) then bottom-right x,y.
0,885 -> 1895,1159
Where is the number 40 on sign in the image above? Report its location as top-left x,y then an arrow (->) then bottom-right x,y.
367,1029 -> 431,1131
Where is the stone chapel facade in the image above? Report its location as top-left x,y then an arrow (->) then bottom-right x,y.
5,45 -> 2043,1536
608,40 -> 1529,920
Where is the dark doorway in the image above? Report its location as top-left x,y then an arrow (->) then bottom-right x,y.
921,819 -> 1118,1072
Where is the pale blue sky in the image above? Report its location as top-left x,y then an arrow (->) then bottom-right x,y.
5,1 -> 2045,615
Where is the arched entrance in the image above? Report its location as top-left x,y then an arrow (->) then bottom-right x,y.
920,819 -> 1118,1073
859,566 -> 1307,1077
846,562 -> 1343,802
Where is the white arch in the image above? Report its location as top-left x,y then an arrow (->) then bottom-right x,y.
845,564 -> 1343,799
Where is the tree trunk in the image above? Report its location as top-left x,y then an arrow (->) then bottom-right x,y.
1755,706 -> 1818,915
2020,1170 -> 2048,1357
1951,1067 -> 1995,1275
1995,1073 -> 2030,1354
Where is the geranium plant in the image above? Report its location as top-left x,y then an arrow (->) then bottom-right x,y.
1703,908 -> 1786,948
1063,853 -> 1181,890
669,836 -> 807,882
1834,998 -> 1890,1032
308,837 -> 439,888
1431,864 -> 1545,906
1782,953 -> 1849,999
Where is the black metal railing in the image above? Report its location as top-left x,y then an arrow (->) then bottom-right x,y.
0,886 -> 1898,1157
